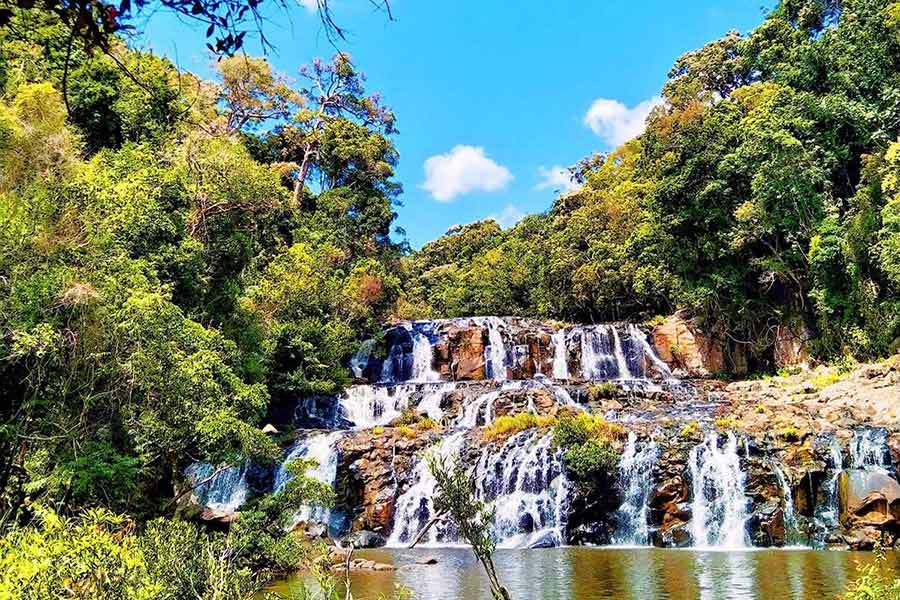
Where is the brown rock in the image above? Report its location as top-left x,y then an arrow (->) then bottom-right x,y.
447,325 -> 487,380
839,469 -> 900,529
652,312 -> 726,377
773,321 -> 813,370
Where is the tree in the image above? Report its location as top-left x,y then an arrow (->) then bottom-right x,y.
427,454 -> 511,600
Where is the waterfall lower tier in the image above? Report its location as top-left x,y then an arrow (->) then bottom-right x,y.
611,433 -> 659,546
812,433 -> 844,545
274,431 -> 344,531
688,432 -> 749,549
770,461 -> 800,545
386,432 -> 468,547
387,430 -> 570,549
185,462 -> 249,515
475,431 -> 570,548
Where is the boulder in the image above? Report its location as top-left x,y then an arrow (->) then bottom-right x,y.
652,312 -> 726,377
343,530 -> 387,548
839,469 -> 900,529
748,500 -> 786,547
773,322 -> 812,370
447,325 -> 487,380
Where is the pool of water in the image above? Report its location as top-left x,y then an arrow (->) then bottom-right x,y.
267,546 -> 900,600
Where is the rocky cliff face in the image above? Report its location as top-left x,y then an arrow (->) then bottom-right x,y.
183,316 -> 900,552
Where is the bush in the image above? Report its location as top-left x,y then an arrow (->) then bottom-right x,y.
714,416 -> 740,431
843,545 -> 900,600
679,421 -> 700,438
551,413 -> 623,449
562,438 -> 619,479
482,412 -> 555,441
586,382 -> 619,402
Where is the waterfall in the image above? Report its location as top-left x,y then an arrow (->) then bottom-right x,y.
850,428 -> 890,471
688,432 -> 749,549
551,329 -> 569,379
339,385 -> 406,428
386,432 -> 468,547
185,462 -> 249,514
274,431 -> 344,529
484,317 -> 508,381
474,431 -> 570,548
770,461 -> 800,545
812,434 -> 843,545
411,329 -> 441,382
610,326 -> 634,380
627,324 -> 675,380
611,432 -> 659,546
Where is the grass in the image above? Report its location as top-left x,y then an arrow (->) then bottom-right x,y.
482,412 -> 555,441
714,416 -> 740,431
679,420 -> 700,438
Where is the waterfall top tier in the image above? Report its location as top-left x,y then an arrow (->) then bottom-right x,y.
352,317 -> 674,385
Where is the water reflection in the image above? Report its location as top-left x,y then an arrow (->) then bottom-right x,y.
267,547 -> 898,600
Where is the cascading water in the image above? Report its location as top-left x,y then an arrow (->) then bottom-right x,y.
689,432 -> 749,549
850,428 -> 891,472
274,431 -> 344,530
474,431 -> 570,548
551,329 -> 569,379
770,461 -> 800,545
185,462 -> 250,514
812,434 -> 844,545
484,317 -> 508,381
386,432 -> 468,547
611,432 -> 659,546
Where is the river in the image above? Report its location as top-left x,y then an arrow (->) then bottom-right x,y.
267,546 -> 899,599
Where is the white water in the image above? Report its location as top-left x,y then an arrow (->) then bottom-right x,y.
689,432 -> 749,549
628,323 -> 675,380
611,433 -> 659,546
475,431 -> 570,548
770,461 -> 800,544
185,462 -> 249,514
552,329 -> 569,379
850,428 -> 890,471
386,432 -> 469,547
274,431 -> 344,529
812,434 -> 844,544
411,329 -> 441,382
484,317 -> 508,381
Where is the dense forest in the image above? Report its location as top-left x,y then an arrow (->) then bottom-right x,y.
1,0 -> 899,597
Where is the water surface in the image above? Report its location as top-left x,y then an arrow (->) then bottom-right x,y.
269,547 -> 899,600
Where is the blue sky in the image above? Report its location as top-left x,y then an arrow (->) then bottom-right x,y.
138,0 -> 771,248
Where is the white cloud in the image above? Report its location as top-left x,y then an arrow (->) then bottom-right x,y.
422,145 -> 513,202
297,0 -> 318,10
535,165 -> 581,194
583,96 -> 664,147
488,204 -> 526,229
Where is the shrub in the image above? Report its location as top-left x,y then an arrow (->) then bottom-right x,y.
714,416 -> 740,431
779,426 -> 802,442
562,438 -> 619,479
586,382 -> 619,402
482,412 -> 555,441
372,426 -> 385,435
551,413 -> 623,449
417,417 -> 438,430
396,426 -> 417,439
843,545 -> 900,600
679,421 -> 700,438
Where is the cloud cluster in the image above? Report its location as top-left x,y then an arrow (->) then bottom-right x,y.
535,165 -> 580,194
297,0 -> 318,10
422,145 -> 513,202
583,96 -> 663,147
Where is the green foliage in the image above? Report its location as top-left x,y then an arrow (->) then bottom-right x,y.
843,545 -> 900,599
482,412 -> 555,441
428,454 -> 510,600
551,413 -> 624,480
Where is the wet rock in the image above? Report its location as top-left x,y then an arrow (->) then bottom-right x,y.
656,522 -> 692,548
446,325 -> 486,380
332,559 -> 396,572
748,500 -> 786,547
416,556 -> 439,565
304,521 -> 329,539
343,530 -> 387,548
527,530 -> 560,549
